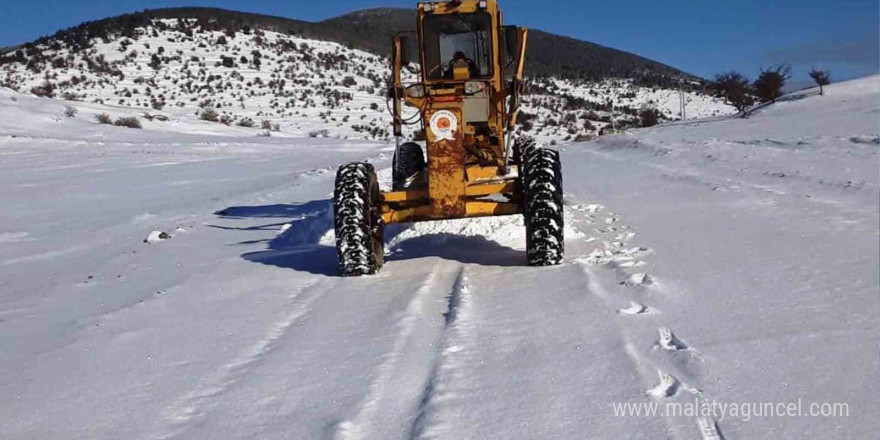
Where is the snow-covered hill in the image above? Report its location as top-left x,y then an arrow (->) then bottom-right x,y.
1,37 -> 877,439
1,18 -> 734,143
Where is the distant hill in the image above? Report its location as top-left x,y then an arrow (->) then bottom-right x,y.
316,8 -> 697,86
0,8 -> 733,144
7,7 -> 697,87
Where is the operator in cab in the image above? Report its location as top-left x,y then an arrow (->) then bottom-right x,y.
447,51 -> 477,79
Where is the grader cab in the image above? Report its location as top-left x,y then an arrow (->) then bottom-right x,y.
333,0 -> 564,275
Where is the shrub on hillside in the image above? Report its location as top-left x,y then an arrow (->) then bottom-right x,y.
114,116 -> 142,129
149,54 -> 162,70
64,106 -> 78,118
341,76 -> 357,87
200,109 -> 219,122
30,80 -> 55,98
95,113 -> 112,124
237,118 -> 255,127
143,113 -> 169,122
639,108 -> 661,127
259,120 -> 280,131
582,119 -> 595,131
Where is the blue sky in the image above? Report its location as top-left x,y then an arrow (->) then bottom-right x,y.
1,0 -> 877,82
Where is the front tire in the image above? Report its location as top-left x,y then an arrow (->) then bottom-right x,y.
334,162 -> 384,276
392,142 -> 426,190
522,145 -> 564,266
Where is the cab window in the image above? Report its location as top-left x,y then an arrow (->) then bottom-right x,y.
422,12 -> 493,80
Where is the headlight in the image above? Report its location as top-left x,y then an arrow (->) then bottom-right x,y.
465,81 -> 485,95
405,84 -> 426,98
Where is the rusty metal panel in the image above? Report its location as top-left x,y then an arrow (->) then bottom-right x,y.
466,165 -> 501,181
425,106 -> 466,217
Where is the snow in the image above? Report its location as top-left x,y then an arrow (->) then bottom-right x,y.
0,49 -> 878,440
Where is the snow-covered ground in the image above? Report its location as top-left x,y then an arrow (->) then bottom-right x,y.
0,71 -> 877,440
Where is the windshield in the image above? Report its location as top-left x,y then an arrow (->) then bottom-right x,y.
422,12 -> 493,80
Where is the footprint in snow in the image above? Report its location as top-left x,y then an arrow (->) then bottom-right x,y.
144,227 -> 187,244
144,230 -> 171,244
617,301 -> 658,316
647,370 -> 679,398
622,273 -> 654,287
656,327 -> 687,351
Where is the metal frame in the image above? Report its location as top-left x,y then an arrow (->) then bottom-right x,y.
385,0 -> 528,225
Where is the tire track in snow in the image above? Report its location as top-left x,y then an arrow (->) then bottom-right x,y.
408,266 -> 470,440
332,262 -> 462,440
152,278 -> 335,440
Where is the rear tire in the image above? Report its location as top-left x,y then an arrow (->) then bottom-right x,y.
521,145 -> 564,266
392,142 -> 426,190
512,135 -> 536,167
334,163 -> 384,276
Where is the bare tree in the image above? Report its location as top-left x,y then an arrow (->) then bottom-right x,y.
711,72 -> 754,116
808,69 -> 831,95
753,64 -> 791,103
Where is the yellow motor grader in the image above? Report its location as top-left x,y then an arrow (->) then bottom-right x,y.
333,0 -> 564,275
